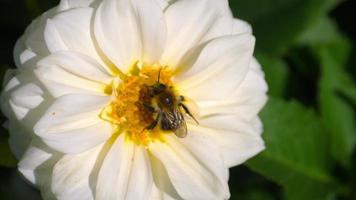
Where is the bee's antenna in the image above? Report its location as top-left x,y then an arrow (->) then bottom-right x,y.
157,68 -> 162,83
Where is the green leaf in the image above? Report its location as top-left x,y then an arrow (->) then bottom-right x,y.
256,54 -> 289,97
313,34 -> 356,167
247,98 -> 336,200
0,137 -> 17,168
297,17 -> 339,45
231,188 -> 276,200
229,0 -> 342,55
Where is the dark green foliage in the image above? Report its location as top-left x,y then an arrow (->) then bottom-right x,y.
248,98 -> 336,200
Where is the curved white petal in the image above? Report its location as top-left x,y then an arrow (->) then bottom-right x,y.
233,19 -> 252,35
189,115 -> 265,167
149,184 -> 183,200
58,0 -> 95,11
149,136 -> 230,200
94,0 -> 166,71
149,153 -> 182,200
15,0 -> 92,67
125,146 -> 153,200
34,94 -> 112,154
36,51 -> 112,97
1,72 -> 52,158
1,71 -> 19,118
19,140 -> 60,200
198,59 -> 268,120
161,0 -> 229,67
5,83 -> 45,158
2,71 -> 51,109
199,0 -> 235,42
51,144 -> 104,200
19,49 -> 38,67
149,184 -> 181,200
249,57 -> 265,75
9,83 -> 44,120
96,135 -> 153,200
179,132 -> 229,181
132,0 -> 167,64
251,117 -> 264,134
13,37 -> 27,68
18,140 -> 61,186
1,79 -> 51,157
44,7 -> 108,68
8,121 -> 32,159
155,0 -> 169,9
177,33 -> 255,101
22,8 -> 57,58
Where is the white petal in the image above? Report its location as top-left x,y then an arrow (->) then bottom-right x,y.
1,70 -> 48,122
1,69 -> 17,89
14,34 -> 40,69
149,184 -> 182,200
36,51 -> 112,97
161,0 -> 226,67
249,57 -> 265,75
177,33 -> 255,101
251,117 -> 264,134
149,153 -> 182,200
125,146 -> 153,200
190,115 -> 265,167
14,37 -> 26,68
34,94 -> 112,154
179,132 -> 229,182
2,80 -> 52,160
58,0 -> 95,11
21,7 -> 58,59
44,7 -> 108,68
24,25 -> 49,58
19,146 -> 51,186
94,0 -> 166,71
19,49 -> 38,66
8,121 -> 32,159
149,136 -> 229,199
18,140 -> 61,186
132,0 -> 166,64
2,70 -> 19,92
1,71 -> 18,118
198,59 -> 268,120
199,0 -> 235,42
1,73 -> 51,151
51,144 -> 104,200
154,0 -> 169,9
180,132 -> 230,194
232,19 -> 253,35
9,83 -> 44,120
96,135 -> 153,200
19,140 -> 60,200
3,74 -> 53,122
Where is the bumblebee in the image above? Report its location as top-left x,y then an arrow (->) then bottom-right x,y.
142,71 -> 198,138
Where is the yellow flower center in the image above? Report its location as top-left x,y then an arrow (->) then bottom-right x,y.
100,64 -> 177,146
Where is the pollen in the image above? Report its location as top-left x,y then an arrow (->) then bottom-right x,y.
100,64 -> 174,146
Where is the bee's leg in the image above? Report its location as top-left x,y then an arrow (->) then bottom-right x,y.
178,95 -> 185,102
179,103 -> 199,124
146,112 -> 161,130
143,103 -> 156,113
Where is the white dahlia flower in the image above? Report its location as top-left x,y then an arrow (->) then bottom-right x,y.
1,0 -> 268,199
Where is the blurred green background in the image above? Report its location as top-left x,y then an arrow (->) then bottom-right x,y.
0,0 -> 355,199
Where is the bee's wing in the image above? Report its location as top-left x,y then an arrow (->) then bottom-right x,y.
173,109 -> 187,138
174,119 -> 187,138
